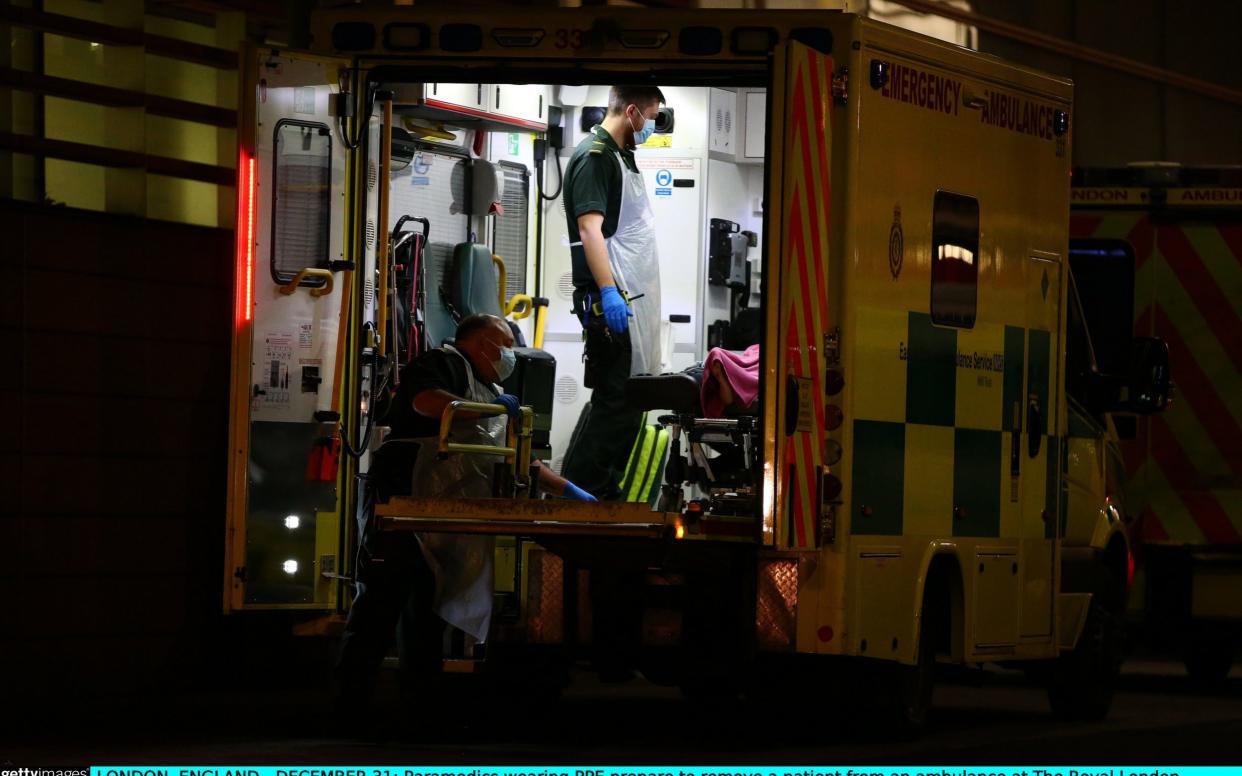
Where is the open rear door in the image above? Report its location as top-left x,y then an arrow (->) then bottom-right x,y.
224,46 -> 356,612
762,39 -> 836,550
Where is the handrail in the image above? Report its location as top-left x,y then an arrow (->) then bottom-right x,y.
377,97 -> 394,357
436,400 -> 535,469
506,293 -> 534,320
491,254 -> 535,320
532,297 -> 549,349
279,267 -> 335,297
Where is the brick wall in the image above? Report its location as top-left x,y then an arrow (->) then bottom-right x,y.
0,199 -> 234,699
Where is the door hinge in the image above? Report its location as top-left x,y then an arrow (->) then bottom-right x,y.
831,68 -> 850,105
823,327 -> 841,365
234,566 -> 246,582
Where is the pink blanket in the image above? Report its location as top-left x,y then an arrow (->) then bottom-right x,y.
701,344 -> 760,418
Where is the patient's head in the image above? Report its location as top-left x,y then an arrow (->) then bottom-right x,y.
455,314 -> 514,384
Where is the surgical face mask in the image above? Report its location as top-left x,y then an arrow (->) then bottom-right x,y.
628,107 -> 655,146
491,342 -> 517,381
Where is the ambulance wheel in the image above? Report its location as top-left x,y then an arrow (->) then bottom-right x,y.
1183,630 -> 1235,686
874,601 -> 936,737
1048,599 -> 1122,720
901,610 -> 936,734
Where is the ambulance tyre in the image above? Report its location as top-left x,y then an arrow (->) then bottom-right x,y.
908,599 -> 937,731
873,597 -> 936,737
1048,599 -> 1122,721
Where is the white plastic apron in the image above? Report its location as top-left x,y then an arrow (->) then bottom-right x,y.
608,149 -> 663,376
406,344 -> 504,642
569,139 -> 663,377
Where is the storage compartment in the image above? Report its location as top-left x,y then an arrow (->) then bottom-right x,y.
387,82 -> 550,133
708,87 -> 766,165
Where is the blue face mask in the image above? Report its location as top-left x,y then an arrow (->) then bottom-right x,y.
629,108 -> 655,146
493,345 -> 517,381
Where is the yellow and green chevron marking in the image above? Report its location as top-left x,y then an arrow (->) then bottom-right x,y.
850,309 -> 1058,539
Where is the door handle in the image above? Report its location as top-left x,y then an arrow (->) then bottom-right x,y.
784,375 -> 798,437
1027,398 -> 1042,458
279,267 -> 335,298
1010,401 -> 1021,477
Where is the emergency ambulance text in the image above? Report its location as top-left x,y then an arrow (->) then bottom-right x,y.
979,90 -> 1057,140
880,62 -> 961,116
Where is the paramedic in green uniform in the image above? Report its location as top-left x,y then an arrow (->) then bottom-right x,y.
562,85 -> 665,501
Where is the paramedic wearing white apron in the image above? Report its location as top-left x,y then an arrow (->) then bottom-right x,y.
560,86 -> 664,683
337,314 -> 594,706
562,85 -> 665,502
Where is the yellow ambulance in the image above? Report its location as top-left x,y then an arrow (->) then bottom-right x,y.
222,6 -> 1172,729
1072,165 -> 1242,684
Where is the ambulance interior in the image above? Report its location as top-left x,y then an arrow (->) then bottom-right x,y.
373,80 -> 769,512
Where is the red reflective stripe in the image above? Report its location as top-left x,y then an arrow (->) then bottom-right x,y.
1149,414 -> 1242,544
1153,304 -> 1242,480
787,54 -> 817,548
801,54 -> 831,436
1218,222 -> 1242,268
1157,301 -> 1242,473
1128,215 -> 1155,269
1135,507 -> 1170,544
1157,225 -> 1242,374
1069,214 -> 1103,239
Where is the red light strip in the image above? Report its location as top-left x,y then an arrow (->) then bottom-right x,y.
237,155 -> 257,323
245,157 -> 256,322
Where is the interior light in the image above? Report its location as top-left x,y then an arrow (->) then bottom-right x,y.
89,42 -> 101,50
938,243 -> 974,265
283,559 -> 299,575
284,515 -> 300,530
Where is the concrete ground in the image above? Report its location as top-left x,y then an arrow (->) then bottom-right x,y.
4,658 -> 1240,766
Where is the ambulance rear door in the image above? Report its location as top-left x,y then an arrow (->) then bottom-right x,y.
761,37 -> 837,551
224,46 -> 359,612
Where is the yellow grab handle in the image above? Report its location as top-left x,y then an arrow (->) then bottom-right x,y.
279,267 -> 335,298
506,294 -> 534,320
492,254 -> 533,320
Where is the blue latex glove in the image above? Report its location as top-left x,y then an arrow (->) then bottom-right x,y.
493,393 -> 522,419
562,482 -> 598,502
599,285 -> 633,334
